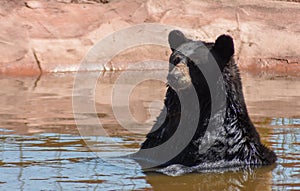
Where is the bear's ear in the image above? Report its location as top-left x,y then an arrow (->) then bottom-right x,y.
168,30 -> 187,52
213,34 -> 234,63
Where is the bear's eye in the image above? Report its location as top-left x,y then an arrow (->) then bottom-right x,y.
172,55 -> 181,65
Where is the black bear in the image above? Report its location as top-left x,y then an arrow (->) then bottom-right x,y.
132,30 -> 276,170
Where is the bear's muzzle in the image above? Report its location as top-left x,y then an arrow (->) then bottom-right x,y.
167,63 -> 192,91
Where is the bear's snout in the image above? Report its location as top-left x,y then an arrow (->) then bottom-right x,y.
167,63 -> 192,91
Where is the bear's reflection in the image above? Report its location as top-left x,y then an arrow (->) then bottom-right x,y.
143,165 -> 275,191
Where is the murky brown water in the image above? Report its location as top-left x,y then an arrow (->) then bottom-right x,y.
0,71 -> 299,191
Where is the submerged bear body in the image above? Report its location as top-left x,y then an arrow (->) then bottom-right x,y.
133,30 -> 276,169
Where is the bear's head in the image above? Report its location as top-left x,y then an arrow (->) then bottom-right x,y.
167,30 -> 234,93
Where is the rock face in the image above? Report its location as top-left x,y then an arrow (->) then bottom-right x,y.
0,0 -> 299,75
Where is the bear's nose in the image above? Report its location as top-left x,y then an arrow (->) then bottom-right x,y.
173,56 -> 181,66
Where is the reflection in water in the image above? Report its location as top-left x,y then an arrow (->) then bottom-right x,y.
272,127 -> 300,190
271,118 -> 300,126
0,133 -> 150,191
146,165 -> 275,191
0,72 -> 299,190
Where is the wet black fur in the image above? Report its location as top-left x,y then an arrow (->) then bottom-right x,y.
138,30 -> 277,168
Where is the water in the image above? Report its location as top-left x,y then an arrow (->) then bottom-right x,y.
0,71 -> 299,191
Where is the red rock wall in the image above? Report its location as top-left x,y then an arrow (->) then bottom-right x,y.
0,0 -> 299,76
